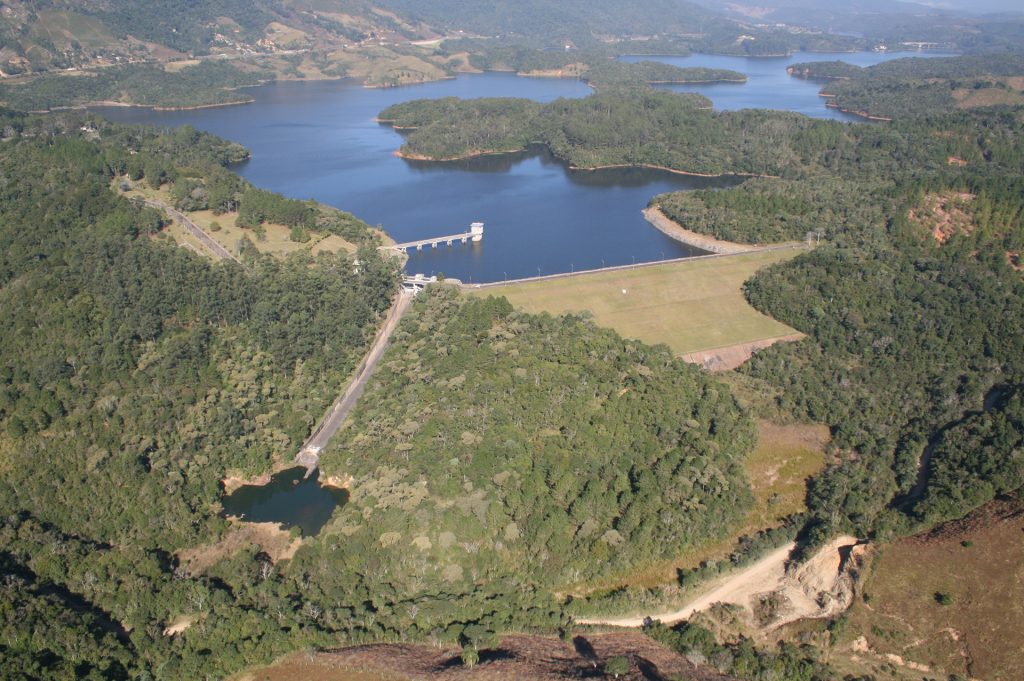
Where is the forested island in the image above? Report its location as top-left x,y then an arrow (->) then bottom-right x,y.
0,62 -> 271,111
378,86 -> 999,176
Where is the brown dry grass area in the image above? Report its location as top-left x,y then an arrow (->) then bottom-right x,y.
907,191 -> 975,244
236,633 -> 739,681
120,182 -> 356,259
176,521 -> 301,576
745,421 -> 828,529
835,496 -> 1024,681
164,59 -> 201,73
953,87 -> 1024,109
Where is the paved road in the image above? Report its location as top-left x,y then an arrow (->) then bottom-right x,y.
142,198 -> 244,267
297,289 -> 414,471
465,243 -> 806,290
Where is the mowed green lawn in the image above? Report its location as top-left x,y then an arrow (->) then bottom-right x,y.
469,250 -> 801,355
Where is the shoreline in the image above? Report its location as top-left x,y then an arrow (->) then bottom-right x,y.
394,147 -> 530,161
642,206 -> 763,254
823,100 -> 892,121
221,459 -> 295,494
82,97 -> 254,111
572,163 -> 777,179
362,75 -> 456,90
518,66 -> 747,86
644,77 -> 747,84
391,141 -> 777,178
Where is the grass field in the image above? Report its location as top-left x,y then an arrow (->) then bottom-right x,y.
830,497 -> 1024,680
745,421 -> 828,530
469,249 -> 802,356
121,183 -> 356,259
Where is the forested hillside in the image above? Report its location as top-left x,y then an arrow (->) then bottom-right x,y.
792,54 -> 1024,119
379,88 -> 1002,176
651,177 -> 886,244
742,168 -> 1024,546
380,58 -> 1024,571
376,0 -> 728,43
0,61 -> 271,110
320,288 -> 756,588
701,0 -> 1024,54
0,108 -> 765,678
0,0 -> 863,108
0,112 -> 400,678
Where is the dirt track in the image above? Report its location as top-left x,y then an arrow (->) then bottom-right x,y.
579,536 -> 861,629
681,333 -> 806,371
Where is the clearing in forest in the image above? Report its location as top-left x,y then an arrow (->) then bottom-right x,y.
119,182 -> 359,259
469,249 -> 801,357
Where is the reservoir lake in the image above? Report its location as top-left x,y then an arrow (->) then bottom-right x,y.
94,50 -> 954,283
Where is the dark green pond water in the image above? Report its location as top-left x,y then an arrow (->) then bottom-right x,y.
221,467 -> 348,536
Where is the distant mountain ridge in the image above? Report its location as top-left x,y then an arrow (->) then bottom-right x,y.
0,0 -> 416,73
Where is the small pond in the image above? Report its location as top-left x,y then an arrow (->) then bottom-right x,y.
221,467 -> 347,536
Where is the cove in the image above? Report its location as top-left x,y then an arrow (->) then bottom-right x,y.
221,467 -> 347,536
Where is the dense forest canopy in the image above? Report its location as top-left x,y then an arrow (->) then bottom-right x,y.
320,288 -> 756,588
0,108 -> 762,679
651,177 -> 887,244
0,3 -> 1023,674
381,55 -> 1024,559
378,88 -> 1017,178
0,61 -> 271,111
0,111 -> 403,678
741,168 -> 1024,543
791,54 -> 1024,119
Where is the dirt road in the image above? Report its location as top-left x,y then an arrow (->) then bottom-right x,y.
577,542 -> 798,628
577,535 -> 862,629
297,289 -> 413,470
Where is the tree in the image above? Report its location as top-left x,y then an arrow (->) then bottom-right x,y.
460,646 -> 479,668
605,656 -> 630,677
